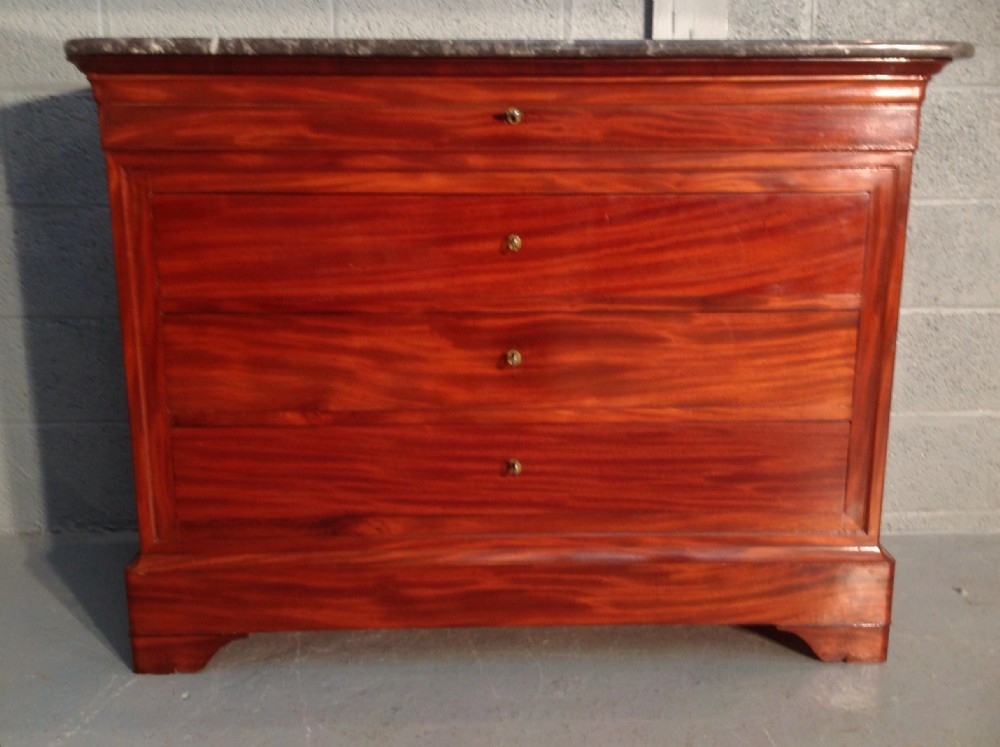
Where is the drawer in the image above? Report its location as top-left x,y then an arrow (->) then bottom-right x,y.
154,193 -> 868,311
170,422 -> 851,532
101,101 -> 918,152
162,311 -> 857,422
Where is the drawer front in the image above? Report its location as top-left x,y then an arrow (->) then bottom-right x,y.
154,193 -> 868,310
171,422 -> 851,531
162,311 -> 857,421
102,102 -> 918,152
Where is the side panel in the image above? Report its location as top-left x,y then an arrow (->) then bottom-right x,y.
104,160 -> 176,546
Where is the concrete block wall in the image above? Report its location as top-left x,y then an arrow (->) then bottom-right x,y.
0,0 -> 996,534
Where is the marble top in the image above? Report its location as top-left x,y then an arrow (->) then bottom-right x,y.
65,38 -> 974,60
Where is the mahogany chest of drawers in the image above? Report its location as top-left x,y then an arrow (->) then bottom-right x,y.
67,38 -> 970,673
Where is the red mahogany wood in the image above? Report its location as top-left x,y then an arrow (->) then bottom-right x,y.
131,634 -> 247,674
104,166 -> 174,548
146,164 -> 890,201
125,546 -> 893,634
776,625 -> 890,663
161,311 -> 858,419
124,148 -> 904,179
169,422 -> 851,530
152,192 -> 867,309
66,47 -> 963,671
92,75 -> 930,107
100,101 -> 919,152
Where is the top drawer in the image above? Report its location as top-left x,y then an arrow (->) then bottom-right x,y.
95,76 -> 921,152
102,102 -> 918,152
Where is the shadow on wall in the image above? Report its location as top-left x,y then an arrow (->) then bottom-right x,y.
0,90 -> 137,667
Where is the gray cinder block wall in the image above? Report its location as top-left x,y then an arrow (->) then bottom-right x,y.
0,0 -> 997,535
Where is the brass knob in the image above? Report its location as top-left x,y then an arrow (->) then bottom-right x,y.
505,349 -> 522,368
506,233 -> 522,253
506,458 -> 522,476
503,106 -> 523,125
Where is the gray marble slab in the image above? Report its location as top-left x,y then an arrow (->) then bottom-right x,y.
65,38 -> 974,60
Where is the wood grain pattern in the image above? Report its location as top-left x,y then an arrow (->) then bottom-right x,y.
131,634 -> 247,674
117,148 -> 912,177
94,75 -> 930,107
170,422 -> 851,529
147,165 -> 886,201
101,102 -> 919,152
125,546 -> 893,634
124,546 -> 892,669
861,162 -> 914,536
153,193 -> 868,310
777,624 -> 890,662
141,532 -> 886,564
104,163 -> 177,546
162,312 -> 858,420
159,516 -> 871,551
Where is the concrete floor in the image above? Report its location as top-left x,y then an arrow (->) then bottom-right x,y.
0,534 -> 997,746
